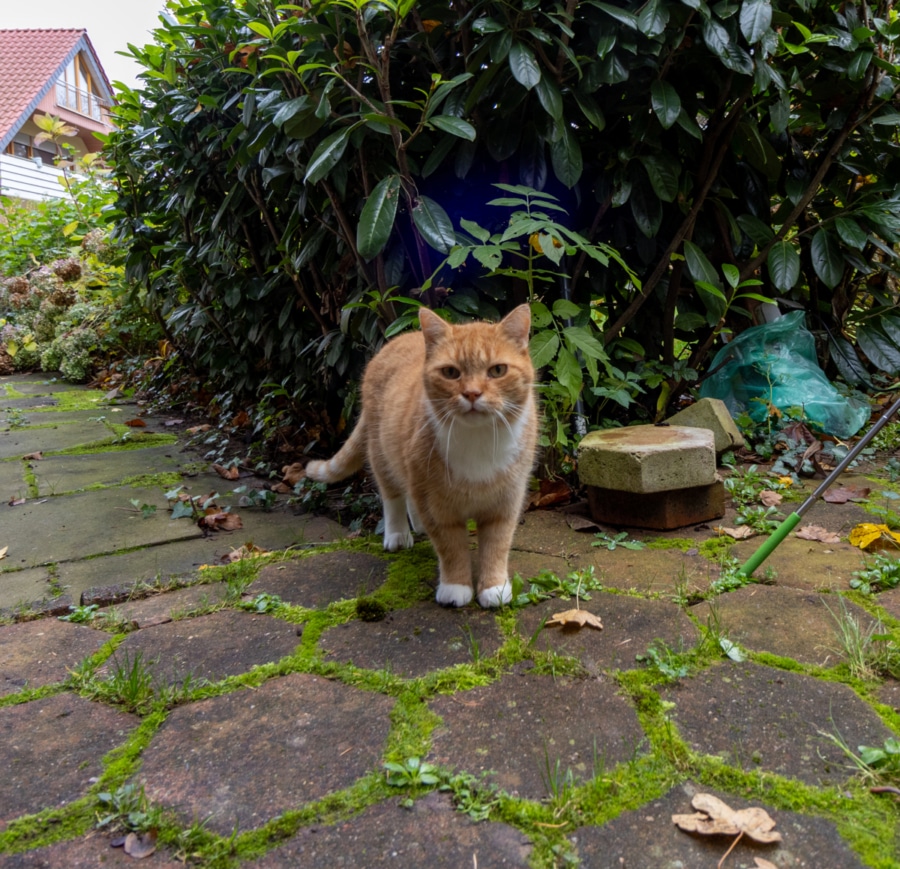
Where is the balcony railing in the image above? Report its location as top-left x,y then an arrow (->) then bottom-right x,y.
55,82 -> 108,122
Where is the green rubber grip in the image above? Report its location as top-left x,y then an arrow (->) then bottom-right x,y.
738,512 -> 803,577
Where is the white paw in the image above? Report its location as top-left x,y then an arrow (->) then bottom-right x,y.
436,583 -> 474,608
303,460 -> 322,480
478,582 -> 512,609
383,531 -> 414,552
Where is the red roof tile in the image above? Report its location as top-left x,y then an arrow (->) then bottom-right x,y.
0,29 -> 113,149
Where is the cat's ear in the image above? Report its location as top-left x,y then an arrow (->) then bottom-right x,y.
419,306 -> 451,346
500,304 -> 531,349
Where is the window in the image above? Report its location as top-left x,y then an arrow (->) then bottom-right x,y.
55,53 -> 106,121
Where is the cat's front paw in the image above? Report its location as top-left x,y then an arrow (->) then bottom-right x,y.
477,582 -> 512,609
383,531 -> 414,552
436,583 -> 474,608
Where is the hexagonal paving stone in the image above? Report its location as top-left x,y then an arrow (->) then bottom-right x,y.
320,602 -> 504,677
249,792 -> 532,867
428,670 -> 645,800
0,693 -> 139,828
136,673 -> 394,834
569,781 -> 866,868
663,661 -> 896,786
251,551 -> 389,609
691,586 -> 879,667
516,593 -> 700,675
105,609 -> 302,686
0,619 -> 108,697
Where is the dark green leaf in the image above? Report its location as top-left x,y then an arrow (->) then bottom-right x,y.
552,299 -> 581,320
637,0 -> 668,38
737,213 -> 774,245
429,115 -> 476,141
857,322 -> 900,374
683,240 -> 720,287
304,127 -> 351,185
357,174 -> 400,261
412,195 -> 456,253
767,240 -> 800,290
509,42 -> 541,90
574,92 -> 605,130
740,0 -> 773,44
554,345 -> 584,404
630,182 -> 662,239
827,332 -> 873,388
535,76 -> 563,120
563,325 -> 608,362
638,154 -> 679,202
810,229 -> 844,289
835,216 -> 868,250
650,80 -> 681,129
550,125 -> 583,188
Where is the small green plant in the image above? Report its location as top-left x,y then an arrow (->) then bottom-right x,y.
104,649 -> 156,712
592,531 -> 646,551
129,498 -> 157,519
234,485 -> 278,511
825,598 -> 900,681
293,478 -> 329,513
238,592 -> 282,613
635,640 -> 690,682
439,771 -> 500,821
510,566 -> 603,608
96,783 -> 163,832
850,553 -> 900,595
708,555 -> 752,595
541,749 -> 576,818
384,757 -> 441,788
733,504 -> 782,534
58,603 -> 100,623
821,728 -> 900,788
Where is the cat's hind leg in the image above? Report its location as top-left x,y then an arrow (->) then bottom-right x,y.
407,500 -> 425,534
382,495 -> 414,551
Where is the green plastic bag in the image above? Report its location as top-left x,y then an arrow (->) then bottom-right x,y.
699,311 -> 870,438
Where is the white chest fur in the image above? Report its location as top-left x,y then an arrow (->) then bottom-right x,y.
428,399 -> 533,483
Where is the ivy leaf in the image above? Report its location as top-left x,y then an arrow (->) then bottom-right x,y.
357,174 -> 400,260
767,240 -> 800,290
412,195 -> 456,253
650,80 -> 681,129
509,41 -> 541,90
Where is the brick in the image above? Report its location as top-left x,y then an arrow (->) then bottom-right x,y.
586,481 -> 724,530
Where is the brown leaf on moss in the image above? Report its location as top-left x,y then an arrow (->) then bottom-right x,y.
759,490 -> 782,507
124,418 -> 147,427
546,609 -> 603,630
212,463 -> 240,480
823,485 -> 871,504
672,792 -> 782,843
123,829 -> 157,859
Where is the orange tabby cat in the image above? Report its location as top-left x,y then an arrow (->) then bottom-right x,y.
304,304 -> 537,608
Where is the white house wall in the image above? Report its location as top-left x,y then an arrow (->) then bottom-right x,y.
0,152 -> 70,201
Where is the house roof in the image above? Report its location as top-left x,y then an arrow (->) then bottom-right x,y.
0,29 -> 114,152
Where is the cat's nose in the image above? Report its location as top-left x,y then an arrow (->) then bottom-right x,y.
462,389 -> 482,403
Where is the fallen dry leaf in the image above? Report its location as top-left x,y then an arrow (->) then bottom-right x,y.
823,485 -> 871,504
123,830 -> 157,859
221,542 -> 268,563
124,418 -> 147,428
673,792 -> 782,842
164,418 -> 184,427
22,451 -> 42,461
211,463 -> 240,481
717,525 -> 755,540
546,609 -> 603,630
0,545 -> 7,560
754,859 -> 778,869
270,482 -> 293,495
795,525 -> 841,544
526,479 -> 573,510
759,490 -> 782,507
186,424 -> 212,435
281,462 -> 305,486
8,497 -> 26,507
848,523 -> 900,551
198,511 -> 243,532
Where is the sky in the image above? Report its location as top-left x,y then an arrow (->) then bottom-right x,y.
2,0 -> 170,90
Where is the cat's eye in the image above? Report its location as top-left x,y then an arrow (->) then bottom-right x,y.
441,366 -> 461,380
488,364 -> 507,378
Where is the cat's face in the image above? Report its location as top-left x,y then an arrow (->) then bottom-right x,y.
419,306 -> 534,429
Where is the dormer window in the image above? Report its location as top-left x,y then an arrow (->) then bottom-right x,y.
56,53 -> 106,121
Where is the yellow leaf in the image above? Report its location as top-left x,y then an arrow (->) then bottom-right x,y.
776,476 -> 794,487
6,340 -> 17,357
848,523 -> 900,550
62,221 -> 79,237
529,233 -> 543,254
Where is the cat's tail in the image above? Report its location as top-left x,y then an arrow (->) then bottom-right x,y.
304,413 -> 367,483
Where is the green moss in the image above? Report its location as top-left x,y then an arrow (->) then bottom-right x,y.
698,536 -> 735,560
121,472 -> 183,489
645,537 -> 695,552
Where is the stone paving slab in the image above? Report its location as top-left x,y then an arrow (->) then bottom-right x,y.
105,610 -> 302,687
663,661 -> 896,786
31,446 -> 184,495
100,582 -> 230,627
692,586 -> 879,666
53,514 -> 343,606
0,460 -> 25,498
1,486 -> 205,573
320,602 -> 504,678
0,834 -> 182,868
251,551 -> 389,609
568,781 -> 867,868
0,420 -> 116,459
516,593 -> 700,675
2,376 -> 81,395
136,673 -> 395,835
428,670 -> 645,799
588,545 -> 714,594
0,396 -> 60,411
511,510 -> 598,559
249,791 -> 532,868
0,619 -> 108,696
1,407 -> 139,429
0,567 -> 56,613
0,693 -> 139,829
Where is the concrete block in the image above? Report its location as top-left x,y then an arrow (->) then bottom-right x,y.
577,425 -> 716,494
666,398 -> 745,455
586,481 -> 725,530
